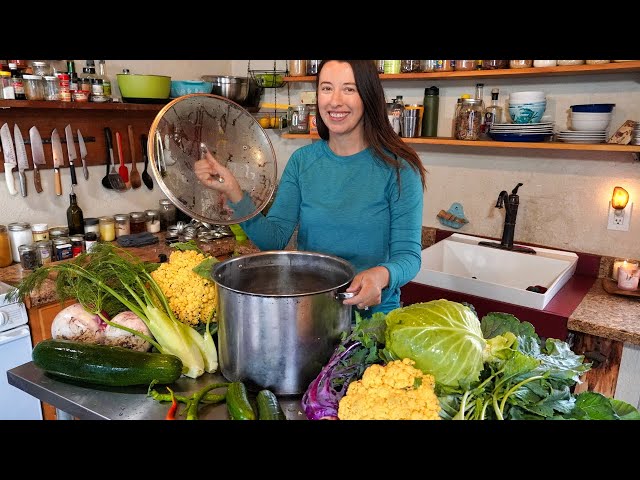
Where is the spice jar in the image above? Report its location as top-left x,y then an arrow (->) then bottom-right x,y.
0,225 -> 13,267
70,235 -> 85,257
85,232 -> 98,253
19,244 -> 38,271
0,71 -> 14,100
159,199 -> 177,231
129,212 -> 147,234
34,240 -> 52,266
53,238 -> 73,261
145,210 -> 161,233
84,217 -> 100,239
8,222 -> 32,263
114,214 -> 131,238
509,60 -> 534,69
98,216 -> 116,242
455,98 -> 484,140
31,223 -> 49,242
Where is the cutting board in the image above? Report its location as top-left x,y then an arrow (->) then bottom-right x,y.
602,277 -> 640,298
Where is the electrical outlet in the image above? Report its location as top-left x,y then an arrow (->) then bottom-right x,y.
608,201 -> 633,231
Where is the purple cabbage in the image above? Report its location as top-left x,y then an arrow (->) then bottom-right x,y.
301,312 -> 387,420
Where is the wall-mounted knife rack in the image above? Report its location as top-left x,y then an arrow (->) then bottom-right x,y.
20,136 -> 96,145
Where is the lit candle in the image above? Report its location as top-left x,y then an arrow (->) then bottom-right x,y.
612,259 -> 639,280
617,264 -> 640,291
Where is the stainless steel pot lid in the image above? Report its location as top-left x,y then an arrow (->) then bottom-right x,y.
147,93 -> 277,225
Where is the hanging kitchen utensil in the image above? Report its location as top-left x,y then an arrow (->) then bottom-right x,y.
104,127 -> 127,191
13,125 -> 29,197
140,134 -> 153,190
127,125 -> 141,189
29,126 -> 46,193
147,94 -> 277,225
1,123 -> 18,196
101,128 -> 114,190
116,131 -> 130,187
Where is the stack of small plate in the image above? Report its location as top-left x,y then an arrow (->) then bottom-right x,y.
631,122 -> 640,145
556,130 -> 608,144
489,122 -> 554,142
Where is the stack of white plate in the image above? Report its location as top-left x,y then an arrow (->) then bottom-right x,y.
556,130 -> 608,144
489,122 -> 554,142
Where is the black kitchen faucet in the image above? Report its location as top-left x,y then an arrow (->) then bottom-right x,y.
479,182 -> 536,255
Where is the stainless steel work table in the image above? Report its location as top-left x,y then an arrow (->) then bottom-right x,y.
7,362 -> 307,420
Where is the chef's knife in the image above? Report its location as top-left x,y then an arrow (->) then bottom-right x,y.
13,124 -> 29,197
51,128 -> 64,196
29,126 -> 46,193
64,124 -> 78,186
77,129 -> 89,180
0,123 -> 18,196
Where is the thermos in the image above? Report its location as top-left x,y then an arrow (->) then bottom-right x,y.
421,86 -> 439,137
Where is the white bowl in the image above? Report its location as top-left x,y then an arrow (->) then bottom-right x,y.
509,91 -> 546,103
570,117 -> 612,131
570,112 -> 613,120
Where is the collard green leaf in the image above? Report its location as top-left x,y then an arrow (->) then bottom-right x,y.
172,240 -> 203,253
192,257 -> 219,281
481,312 -> 538,341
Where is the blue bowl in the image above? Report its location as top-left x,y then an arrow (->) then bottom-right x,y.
509,102 -> 547,124
170,80 -> 214,98
570,103 -> 615,113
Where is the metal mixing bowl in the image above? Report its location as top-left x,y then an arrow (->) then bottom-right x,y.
201,75 -> 248,104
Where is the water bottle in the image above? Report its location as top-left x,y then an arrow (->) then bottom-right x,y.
421,86 -> 440,137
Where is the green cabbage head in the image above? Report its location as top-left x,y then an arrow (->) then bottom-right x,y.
385,299 -> 486,388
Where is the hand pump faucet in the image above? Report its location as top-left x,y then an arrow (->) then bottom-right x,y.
479,182 -> 536,255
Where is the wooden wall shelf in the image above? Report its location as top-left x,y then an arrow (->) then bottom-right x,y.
283,61 -> 640,83
0,100 -> 166,111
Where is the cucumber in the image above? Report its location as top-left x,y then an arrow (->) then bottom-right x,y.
32,339 -> 183,387
226,382 -> 256,420
256,389 -> 286,420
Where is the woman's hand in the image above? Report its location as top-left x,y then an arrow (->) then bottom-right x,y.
194,149 -> 243,203
342,266 -> 390,310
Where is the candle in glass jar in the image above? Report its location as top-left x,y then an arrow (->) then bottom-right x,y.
612,259 -> 639,280
617,265 -> 640,291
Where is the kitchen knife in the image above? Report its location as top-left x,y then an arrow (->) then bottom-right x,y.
51,128 -> 64,196
64,124 -> 78,186
29,126 -> 46,193
13,124 -> 29,197
0,123 -> 18,196
77,129 -> 89,180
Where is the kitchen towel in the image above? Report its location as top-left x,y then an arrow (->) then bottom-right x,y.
116,232 -> 159,248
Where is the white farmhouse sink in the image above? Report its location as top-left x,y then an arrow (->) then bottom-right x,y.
413,233 -> 578,310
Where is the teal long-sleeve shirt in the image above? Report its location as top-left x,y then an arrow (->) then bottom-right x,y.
230,140 -> 424,314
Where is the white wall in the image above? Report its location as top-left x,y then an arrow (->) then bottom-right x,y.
2,60 -> 639,260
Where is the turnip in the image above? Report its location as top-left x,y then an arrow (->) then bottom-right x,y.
104,311 -> 152,352
51,303 -> 106,344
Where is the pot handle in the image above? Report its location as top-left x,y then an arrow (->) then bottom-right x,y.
336,292 -> 355,301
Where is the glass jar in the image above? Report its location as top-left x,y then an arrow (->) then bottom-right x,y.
49,226 -> 69,239
482,60 -> 509,70
401,60 -> 421,73
557,60 -> 585,66
53,238 -> 73,261
287,60 -> 307,77
114,214 -> 130,238
85,232 -> 98,253
0,71 -> 13,100
420,60 -> 436,72
31,223 -> 49,242
129,212 -> 147,234
98,216 -> 116,242
145,210 -> 161,233
586,60 -> 610,65
374,60 -> 385,74
19,244 -> 38,271
383,60 -> 401,74
34,240 -> 52,266
43,76 -> 59,101
533,60 -> 557,68
455,98 -> 484,140
22,74 -> 44,100
0,225 -> 13,267
433,60 -> 454,72
306,60 -> 320,76
8,222 -> 32,263
159,199 -> 177,231
454,60 -> 477,71
84,217 -> 100,240
70,234 -> 85,257
31,61 -> 51,77
509,60 -> 533,69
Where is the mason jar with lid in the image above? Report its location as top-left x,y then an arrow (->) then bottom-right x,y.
129,212 -> 147,234
98,216 -> 116,241
287,60 -> 307,77
22,74 -> 45,100
159,199 -> 177,231
19,244 -> 38,271
114,214 -> 130,238
455,98 -> 484,140
31,61 -> 51,77
49,226 -> 69,239
70,234 -> 85,257
84,217 -> 100,240
34,240 -> 52,266
481,60 -> 509,70
43,75 -> 59,101
8,222 -> 32,263
454,60 -> 477,71
145,210 -> 161,233
31,223 -> 49,242
509,60 -> 533,69
0,225 -> 13,267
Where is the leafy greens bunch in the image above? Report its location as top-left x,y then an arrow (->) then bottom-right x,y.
9,243 -> 217,379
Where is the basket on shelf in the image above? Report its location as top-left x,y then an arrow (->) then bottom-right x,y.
250,70 -> 287,88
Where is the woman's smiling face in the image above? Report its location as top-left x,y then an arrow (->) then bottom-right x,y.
317,60 -> 364,136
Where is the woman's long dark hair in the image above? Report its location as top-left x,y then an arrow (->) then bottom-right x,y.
315,60 -> 427,190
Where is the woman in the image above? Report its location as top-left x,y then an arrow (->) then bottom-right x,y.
194,60 -> 427,314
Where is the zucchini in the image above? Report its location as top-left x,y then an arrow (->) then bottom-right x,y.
226,382 -> 256,420
256,389 -> 286,420
32,339 -> 183,387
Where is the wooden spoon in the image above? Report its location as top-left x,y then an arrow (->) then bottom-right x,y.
128,125 -> 141,189
115,131 -> 130,188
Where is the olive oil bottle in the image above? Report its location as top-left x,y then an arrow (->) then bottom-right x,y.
66,190 -> 85,236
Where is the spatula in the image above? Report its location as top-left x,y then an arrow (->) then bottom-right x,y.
105,127 -> 127,191
127,125 -> 141,189
116,131 -> 130,188
140,134 -> 153,190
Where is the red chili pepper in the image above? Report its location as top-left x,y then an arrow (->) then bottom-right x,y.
166,387 -> 178,420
